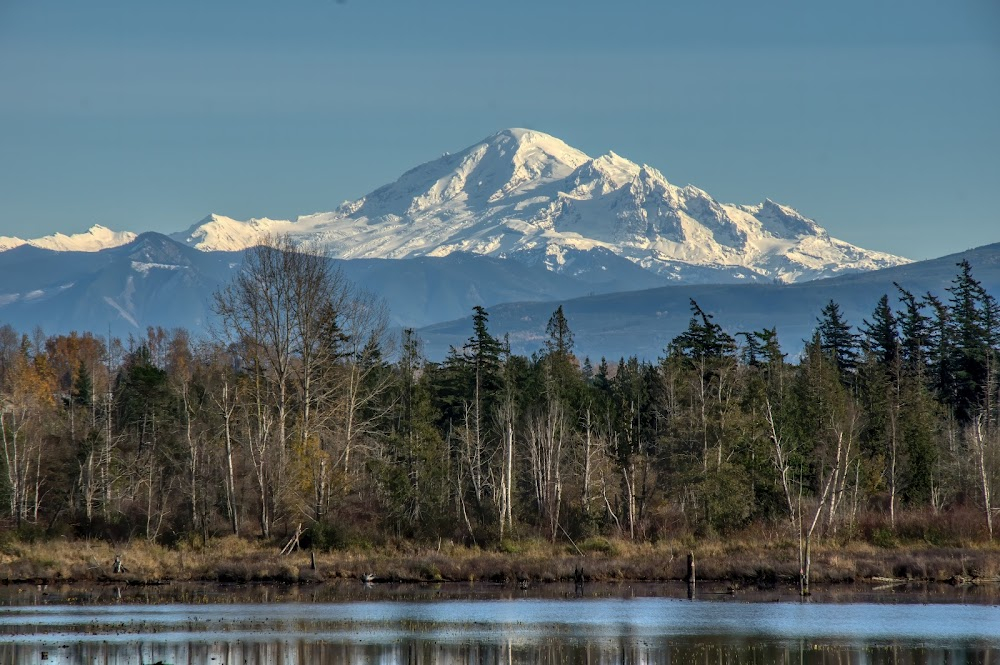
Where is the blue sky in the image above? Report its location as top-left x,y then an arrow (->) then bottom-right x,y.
1,0 -> 997,259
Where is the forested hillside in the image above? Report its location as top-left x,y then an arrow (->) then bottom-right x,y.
1,240 -> 998,556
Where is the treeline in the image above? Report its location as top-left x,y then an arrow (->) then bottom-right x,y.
0,239 -> 998,550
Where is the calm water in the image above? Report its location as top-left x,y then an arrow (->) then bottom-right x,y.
2,593 -> 999,664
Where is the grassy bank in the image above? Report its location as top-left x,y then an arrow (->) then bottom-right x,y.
2,534 -> 999,588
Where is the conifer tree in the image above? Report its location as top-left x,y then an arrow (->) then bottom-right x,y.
544,305 -> 574,358
737,331 -> 763,367
670,299 -> 736,361
923,292 -> 954,405
946,260 -> 998,422
758,328 -> 786,375
541,305 -> 579,402
594,357 -> 611,393
816,300 -> 859,379
73,360 -> 93,407
861,294 -> 900,368
895,284 -> 931,375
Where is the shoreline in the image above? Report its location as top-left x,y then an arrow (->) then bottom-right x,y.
2,536 -> 999,592
3,578 -> 1000,608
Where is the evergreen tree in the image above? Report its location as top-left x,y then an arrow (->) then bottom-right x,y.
544,305 -> 574,358
115,344 -> 175,438
791,332 -> 855,496
923,292 -> 954,404
898,371 -> 940,507
861,294 -> 900,368
594,357 -> 611,393
895,284 -> 931,375
737,331 -> 763,367
465,306 -> 504,378
816,300 -> 859,379
609,356 -> 659,538
670,299 -> 736,361
431,306 -> 505,429
758,328 -> 786,372
73,360 -> 93,407
541,305 -> 579,402
945,260 -> 997,422
372,329 -> 449,538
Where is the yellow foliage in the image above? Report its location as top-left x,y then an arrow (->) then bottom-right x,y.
288,432 -> 331,501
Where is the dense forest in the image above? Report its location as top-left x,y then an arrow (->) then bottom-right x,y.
1,238 -> 998,557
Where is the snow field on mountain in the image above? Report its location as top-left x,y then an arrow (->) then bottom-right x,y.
2,129 -> 909,284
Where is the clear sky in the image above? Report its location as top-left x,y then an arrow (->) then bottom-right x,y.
1,0 -> 997,260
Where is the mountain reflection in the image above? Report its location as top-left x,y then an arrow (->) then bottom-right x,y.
4,637 -> 996,665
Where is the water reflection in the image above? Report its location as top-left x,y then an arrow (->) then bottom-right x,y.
4,637 -> 997,665
2,598 -> 998,664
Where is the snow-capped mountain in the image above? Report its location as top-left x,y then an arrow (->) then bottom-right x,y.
170,128 -> 908,283
0,224 -> 136,253
1,130 -> 908,283
0,231 -> 995,359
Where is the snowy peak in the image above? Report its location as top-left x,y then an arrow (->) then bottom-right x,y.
477,128 -> 590,201
354,128 -> 590,218
743,199 -> 825,239
573,151 -> 643,191
2,129 -> 910,284
169,128 -> 909,281
172,213 -> 295,252
0,224 -> 136,253
32,224 -> 137,252
492,128 -> 588,161
0,235 -> 25,252
486,128 -> 591,174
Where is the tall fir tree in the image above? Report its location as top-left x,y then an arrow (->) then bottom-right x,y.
816,300 -> 859,379
944,261 -> 998,422
895,284 -> 932,376
861,294 -> 900,369
670,299 -> 736,362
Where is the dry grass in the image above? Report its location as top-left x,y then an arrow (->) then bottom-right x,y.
1,532 -> 998,587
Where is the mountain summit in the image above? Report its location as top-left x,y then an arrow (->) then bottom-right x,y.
0,224 -> 136,253
1,130 -> 907,283
171,129 -> 909,282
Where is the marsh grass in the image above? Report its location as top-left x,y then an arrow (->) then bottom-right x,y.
1,531 -> 998,586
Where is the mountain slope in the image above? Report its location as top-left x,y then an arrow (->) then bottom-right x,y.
0,234 -> 672,336
170,129 -> 908,283
0,234 -> 239,336
416,242 -> 1000,361
0,233 -> 994,363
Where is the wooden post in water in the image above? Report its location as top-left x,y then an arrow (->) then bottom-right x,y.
686,552 -> 696,599
310,550 -> 317,571
800,540 -> 811,597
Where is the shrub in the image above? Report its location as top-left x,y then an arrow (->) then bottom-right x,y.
302,522 -> 340,551
498,539 -> 523,554
578,537 -> 618,556
872,527 -> 898,549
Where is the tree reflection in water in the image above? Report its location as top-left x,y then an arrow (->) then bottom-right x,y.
2,597 -> 998,664
3,636 -> 997,664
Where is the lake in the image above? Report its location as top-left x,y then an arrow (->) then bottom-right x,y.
2,584 -> 998,664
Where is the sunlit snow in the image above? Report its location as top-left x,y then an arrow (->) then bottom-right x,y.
0,129 -> 909,284
166,129 -> 907,282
